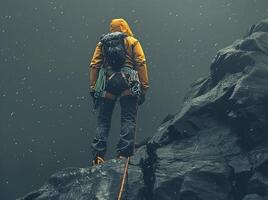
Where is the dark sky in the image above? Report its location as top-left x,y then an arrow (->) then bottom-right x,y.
0,0 -> 268,199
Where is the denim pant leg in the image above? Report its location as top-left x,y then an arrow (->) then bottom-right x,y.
91,98 -> 116,157
117,95 -> 138,157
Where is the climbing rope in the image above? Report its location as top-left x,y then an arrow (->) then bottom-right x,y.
117,156 -> 130,200
94,67 -> 106,98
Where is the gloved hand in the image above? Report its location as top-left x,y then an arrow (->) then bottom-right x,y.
90,91 -> 96,101
137,93 -> 145,105
90,90 -> 100,109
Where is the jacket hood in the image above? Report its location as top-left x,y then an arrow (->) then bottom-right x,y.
109,18 -> 134,36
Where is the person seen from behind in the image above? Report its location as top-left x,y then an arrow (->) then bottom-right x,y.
89,18 -> 149,166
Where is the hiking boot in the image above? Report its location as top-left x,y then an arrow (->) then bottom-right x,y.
92,156 -> 105,166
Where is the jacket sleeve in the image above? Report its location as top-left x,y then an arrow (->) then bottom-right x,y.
89,42 -> 103,91
133,41 -> 149,93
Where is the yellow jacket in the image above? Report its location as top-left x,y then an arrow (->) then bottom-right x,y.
89,18 -> 149,94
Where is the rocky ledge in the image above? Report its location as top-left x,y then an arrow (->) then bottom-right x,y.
20,19 -> 268,200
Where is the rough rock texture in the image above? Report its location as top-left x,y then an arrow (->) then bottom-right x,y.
19,159 -> 144,200
20,19 -> 268,200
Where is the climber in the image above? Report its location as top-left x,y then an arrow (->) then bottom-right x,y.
89,18 -> 149,166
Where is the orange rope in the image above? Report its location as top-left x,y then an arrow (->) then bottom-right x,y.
117,156 -> 130,200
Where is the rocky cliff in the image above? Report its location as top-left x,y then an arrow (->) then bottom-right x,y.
19,19 -> 268,200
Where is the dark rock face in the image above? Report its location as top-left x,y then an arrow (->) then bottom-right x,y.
20,19 -> 268,200
19,159 -> 144,200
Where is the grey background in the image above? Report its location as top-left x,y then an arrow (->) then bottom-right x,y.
0,0 -> 267,199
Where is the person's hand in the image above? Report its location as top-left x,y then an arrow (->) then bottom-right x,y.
90,91 -> 96,101
137,93 -> 145,105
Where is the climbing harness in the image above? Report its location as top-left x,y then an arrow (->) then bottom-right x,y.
121,66 -> 142,97
94,65 -> 142,103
